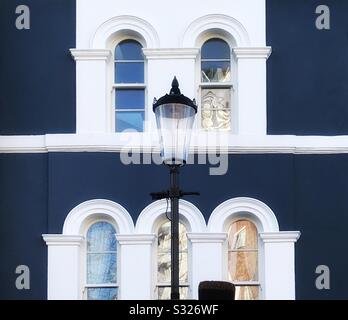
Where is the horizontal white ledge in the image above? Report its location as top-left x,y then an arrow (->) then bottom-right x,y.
1,133 -> 348,154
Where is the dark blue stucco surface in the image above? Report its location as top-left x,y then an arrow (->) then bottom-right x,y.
0,154 -> 48,299
267,0 -> 348,135
0,0 -> 76,134
2,153 -> 348,299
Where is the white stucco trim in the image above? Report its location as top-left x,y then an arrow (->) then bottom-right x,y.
70,49 -> 112,61
208,197 -> 279,233
2,134 -> 348,154
207,197 -> 300,300
182,14 -> 251,47
136,199 -> 206,233
234,47 -> 272,59
91,15 -> 160,49
63,199 -> 134,235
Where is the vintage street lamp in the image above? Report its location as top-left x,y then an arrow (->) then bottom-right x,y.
151,77 -> 199,300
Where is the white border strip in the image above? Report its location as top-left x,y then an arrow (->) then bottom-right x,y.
1,134 -> 348,154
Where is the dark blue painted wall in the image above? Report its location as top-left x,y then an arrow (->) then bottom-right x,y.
1,153 -> 348,299
0,0 -> 76,134
267,0 -> 348,135
0,154 -> 47,299
1,0 -> 348,135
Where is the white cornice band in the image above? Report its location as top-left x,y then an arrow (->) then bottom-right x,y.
233,47 -> 272,59
70,49 -> 112,61
1,134 -> 348,154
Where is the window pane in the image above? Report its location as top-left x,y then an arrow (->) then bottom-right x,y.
228,220 -> 258,250
158,253 -> 171,283
87,222 -> 116,252
115,62 -> 144,83
115,40 -> 143,60
228,252 -> 258,282
201,89 -> 231,130
87,253 -> 117,284
116,111 -> 144,132
157,252 -> 188,283
235,286 -> 259,301
115,89 -> 145,109
201,61 -> 231,82
202,38 -> 230,60
158,221 -> 187,252
158,287 -> 188,300
87,288 -> 118,300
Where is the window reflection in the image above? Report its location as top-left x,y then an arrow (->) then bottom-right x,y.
200,38 -> 232,131
157,221 -> 189,299
228,220 -> 259,300
86,222 -> 118,300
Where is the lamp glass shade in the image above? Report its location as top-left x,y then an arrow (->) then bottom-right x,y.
154,103 -> 196,166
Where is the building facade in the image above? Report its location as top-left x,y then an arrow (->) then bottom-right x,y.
1,0 -> 348,300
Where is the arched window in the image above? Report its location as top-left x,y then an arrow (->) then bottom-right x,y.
156,220 -> 189,299
114,39 -> 145,132
85,221 -> 118,300
200,38 -> 232,131
227,220 -> 259,300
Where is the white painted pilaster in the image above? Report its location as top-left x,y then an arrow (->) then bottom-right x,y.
187,233 -> 227,299
260,231 -> 301,300
42,235 -> 84,300
234,47 -> 272,136
70,49 -> 112,133
116,234 -> 156,300
143,49 -> 199,132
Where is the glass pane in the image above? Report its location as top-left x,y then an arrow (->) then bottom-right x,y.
202,38 -> 230,60
157,252 -> 188,283
235,286 -> 259,301
116,111 -> 144,132
158,221 -> 187,252
115,40 -> 143,60
201,89 -> 231,130
115,89 -> 145,109
158,253 -> 171,283
115,62 -> 144,83
87,253 -> 117,284
158,287 -> 189,300
201,61 -> 231,82
228,220 -> 258,250
87,222 -> 116,252
87,288 -> 118,300
228,252 -> 258,281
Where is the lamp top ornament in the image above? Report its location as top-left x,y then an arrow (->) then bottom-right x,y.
153,77 -> 198,113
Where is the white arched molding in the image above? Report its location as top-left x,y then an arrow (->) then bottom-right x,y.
182,14 -> 250,48
208,197 -> 279,233
207,197 -> 300,300
63,199 -> 134,235
42,199 -> 134,300
136,199 -> 206,233
91,15 -> 160,49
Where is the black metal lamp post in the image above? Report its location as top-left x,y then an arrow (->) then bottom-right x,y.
151,77 -> 199,300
